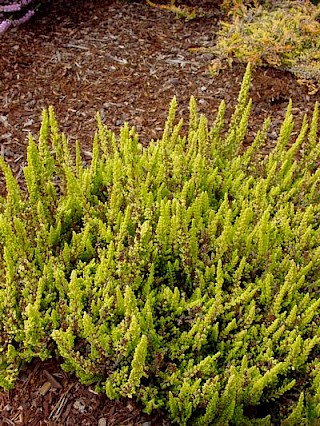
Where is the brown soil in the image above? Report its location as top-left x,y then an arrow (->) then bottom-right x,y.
0,0 -> 319,424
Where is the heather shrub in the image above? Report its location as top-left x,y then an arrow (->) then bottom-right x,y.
1,65 -> 320,424
0,0 -> 37,33
212,0 -> 320,94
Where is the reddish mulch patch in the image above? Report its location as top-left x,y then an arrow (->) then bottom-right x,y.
0,0 -> 319,424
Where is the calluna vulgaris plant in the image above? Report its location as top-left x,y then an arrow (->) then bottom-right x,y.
1,65 -> 320,424
0,0 -> 36,34
214,0 -> 320,94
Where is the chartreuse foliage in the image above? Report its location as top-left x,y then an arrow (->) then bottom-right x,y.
1,64 -> 320,424
213,0 -> 320,94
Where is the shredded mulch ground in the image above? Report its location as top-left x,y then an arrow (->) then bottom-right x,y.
0,0 -> 319,424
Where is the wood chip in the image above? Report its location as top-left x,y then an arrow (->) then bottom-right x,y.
43,370 -> 63,389
39,381 -> 52,396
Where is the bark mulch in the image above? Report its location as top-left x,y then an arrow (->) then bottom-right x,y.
0,0 -> 319,424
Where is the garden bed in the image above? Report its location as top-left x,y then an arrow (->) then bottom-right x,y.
1,0 -> 320,425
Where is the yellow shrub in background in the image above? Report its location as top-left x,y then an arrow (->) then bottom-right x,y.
214,0 -> 320,94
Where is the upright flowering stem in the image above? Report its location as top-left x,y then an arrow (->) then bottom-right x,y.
0,18 -> 11,33
0,0 -> 37,34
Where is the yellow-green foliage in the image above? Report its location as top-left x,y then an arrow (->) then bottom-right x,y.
1,65 -> 320,424
221,0 -> 264,13
214,0 -> 320,93
145,0 -> 197,21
